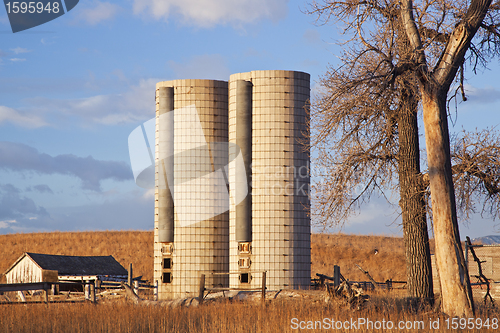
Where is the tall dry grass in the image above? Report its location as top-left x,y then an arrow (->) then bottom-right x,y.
2,231 -> 498,333
0,299 -> 498,332
0,231 -> 413,284
0,231 -> 153,283
311,233 -> 411,282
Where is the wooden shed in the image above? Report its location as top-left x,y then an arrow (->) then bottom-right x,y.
4,252 -> 128,284
431,244 -> 500,299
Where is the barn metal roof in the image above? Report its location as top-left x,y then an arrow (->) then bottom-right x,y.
4,253 -> 128,276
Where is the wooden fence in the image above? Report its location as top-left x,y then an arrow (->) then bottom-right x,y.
198,271 -> 267,304
314,265 -> 406,291
0,281 -> 88,304
0,279 -> 155,304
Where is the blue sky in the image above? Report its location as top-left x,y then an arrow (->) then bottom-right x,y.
0,0 -> 499,239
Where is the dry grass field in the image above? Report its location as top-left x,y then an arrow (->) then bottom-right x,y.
0,231 -> 153,283
0,295 -> 498,332
0,231 -> 412,284
3,231 -> 495,333
311,233 -> 413,282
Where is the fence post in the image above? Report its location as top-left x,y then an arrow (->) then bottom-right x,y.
262,271 -> 266,304
134,280 -> 139,295
18,291 -> 26,302
198,274 -> 205,305
154,280 -> 158,301
333,265 -> 340,287
90,283 -> 96,303
85,282 -> 90,300
43,284 -> 49,303
128,263 -> 133,287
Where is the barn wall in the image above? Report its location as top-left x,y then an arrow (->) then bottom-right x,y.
432,247 -> 500,295
467,246 -> 500,281
5,257 -> 43,283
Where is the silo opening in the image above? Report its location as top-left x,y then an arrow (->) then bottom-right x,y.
161,243 -> 173,255
163,257 -> 172,269
239,273 -> 251,284
162,272 -> 172,284
238,242 -> 251,254
238,258 -> 251,269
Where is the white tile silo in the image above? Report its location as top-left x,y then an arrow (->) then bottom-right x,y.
228,70 -> 311,291
154,79 -> 229,299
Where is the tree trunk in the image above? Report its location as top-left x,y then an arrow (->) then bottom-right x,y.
421,86 -> 474,317
397,84 -> 434,302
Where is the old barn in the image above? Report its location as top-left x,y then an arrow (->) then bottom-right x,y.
4,252 -> 128,284
431,244 -> 500,300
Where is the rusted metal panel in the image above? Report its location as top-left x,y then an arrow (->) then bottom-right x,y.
42,270 -> 58,283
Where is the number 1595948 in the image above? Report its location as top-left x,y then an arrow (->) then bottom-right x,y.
445,317 -> 498,330
5,2 -> 60,14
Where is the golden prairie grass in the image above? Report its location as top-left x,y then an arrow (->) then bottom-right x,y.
1,231 -> 498,333
0,231 -> 411,284
311,233 -> 410,282
0,231 -> 153,283
0,299 -> 499,332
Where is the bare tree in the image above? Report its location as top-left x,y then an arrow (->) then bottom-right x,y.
308,0 -> 500,316
452,128 -> 500,220
399,0 -> 499,316
310,9 -> 434,302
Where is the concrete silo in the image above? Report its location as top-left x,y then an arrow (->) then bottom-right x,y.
154,79 -> 229,299
228,70 -> 311,291
153,71 -> 310,299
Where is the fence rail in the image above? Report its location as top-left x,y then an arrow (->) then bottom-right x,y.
0,281 -> 87,304
0,279 -> 157,304
315,267 -> 407,292
199,271 -> 267,305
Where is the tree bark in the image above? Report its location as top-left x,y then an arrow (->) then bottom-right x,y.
395,12 -> 434,302
421,86 -> 474,317
397,84 -> 434,302
399,0 -> 489,316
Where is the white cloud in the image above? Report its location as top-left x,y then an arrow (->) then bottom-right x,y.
11,47 -> 31,54
132,0 -> 288,27
0,14 -> 8,26
303,29 -> 321,45
0,142 -> 133,191
25,78 -> 158,126
73,1 -> 121,25
0,219 -> 16,229
10,58 -> 26,62
0,106 -> 48,128
0,188 -> 154,234
41,37 -> 57,45
464,85 -> 500,104
168,54 -> 230,80
142,188 -> 155,200
0,183 -> 50,231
